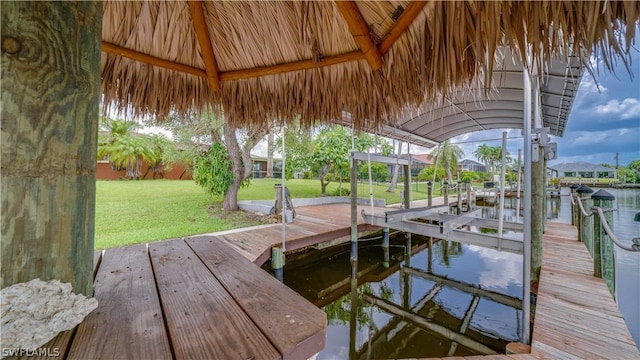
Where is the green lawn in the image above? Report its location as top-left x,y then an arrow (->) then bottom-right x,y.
95,178 -> 426,249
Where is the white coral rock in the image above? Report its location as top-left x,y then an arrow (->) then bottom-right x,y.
1,279 -> 98,354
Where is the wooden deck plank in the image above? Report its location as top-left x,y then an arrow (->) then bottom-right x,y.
531,221 -> 640,359
149,239 -> 280,360
186,235 -> 326,360
67,244 -> 172,360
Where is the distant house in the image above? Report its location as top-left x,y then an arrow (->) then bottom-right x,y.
459,159 -> 486,172
550,162 -> 616,179
386,153 -> 435,178
251,155 -> 282,179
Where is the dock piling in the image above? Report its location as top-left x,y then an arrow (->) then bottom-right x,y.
427,181 -> 433,207
443,182 -> 449,212
271,246 -> 284,282
382,227 -> 390,268
592,190 -> 616,295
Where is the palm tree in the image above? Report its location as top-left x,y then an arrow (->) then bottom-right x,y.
98,118 -> 157,179
473,145 -> 509,179
430,140 -> 464,183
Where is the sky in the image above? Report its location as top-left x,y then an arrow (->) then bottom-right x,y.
445,49 -> 640,168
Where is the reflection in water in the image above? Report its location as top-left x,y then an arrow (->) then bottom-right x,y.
274,234 -> 523,359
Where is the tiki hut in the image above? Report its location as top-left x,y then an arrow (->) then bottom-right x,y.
100,1 -> 639,133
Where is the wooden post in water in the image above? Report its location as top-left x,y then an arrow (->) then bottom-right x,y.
271,246 -> 284,282
350,152 -> 358,278
577,185 -> 594,255
427,181 -> 433,207
1,2 -> 101,295
382,227 -> 390,268
403,163 -> 411,209
466,182 -> 472,211
456,181 -> 462,215
530,143 -> 546,282
443,181 -> 449,210
592,189 -> 616,295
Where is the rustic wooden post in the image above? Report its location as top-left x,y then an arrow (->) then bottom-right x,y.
466,182 -> 472,211
577,185 -> 594,255
382,227 -> 390,268
350,152 -> 358,277
1,2 -> 101,296
530,145 -> 546,282
427,181 -> 433,207
592,189 -> 615,295
570,184 -> 580,226
456,181 -> 462,214
271,246 -> 284,282
403,163 -> 411,209
443,181 -> 449,209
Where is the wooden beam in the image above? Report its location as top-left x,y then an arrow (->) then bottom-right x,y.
187,0 -> 220,91
379,1 -> 428,55
102,42 -> 207,78
402,266 -> 523,309
334,1 -> 383,71
219,51 -> 364,81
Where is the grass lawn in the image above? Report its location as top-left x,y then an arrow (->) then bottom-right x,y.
95,178 -> 426,249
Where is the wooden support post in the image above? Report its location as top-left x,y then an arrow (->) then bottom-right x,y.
403,164 -> 411,209
427,181 -> 433,207
427,238 -> 433,273
271,246 -> 284,282
466,182 -> 472,211
570,184 -> 580,227
457,182 -> 462,215
443,182 -> 449,209
592,190 -> 616,296
530,144 -> 545,282
1,2 -> 101,295
382,227 -> 390,268
577,186 -> 595,254
350,153 -> 358,275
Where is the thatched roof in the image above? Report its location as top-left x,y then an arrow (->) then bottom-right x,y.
101,1 -> 639,135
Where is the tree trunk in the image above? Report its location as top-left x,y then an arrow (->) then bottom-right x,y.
222,123 -> 268,211
445,159 -> 454,183
266,130 -> 274,178
1,1 -> 101,295
223,123 -> 243,211
319,164 -> 330,196
387,141 -> 403,192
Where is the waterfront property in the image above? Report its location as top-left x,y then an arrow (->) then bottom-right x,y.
3,2 -> 639,358
551,162 -> 617,181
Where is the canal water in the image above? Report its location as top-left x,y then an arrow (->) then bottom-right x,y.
273,235 -> 524,358
268,188 -> 639,358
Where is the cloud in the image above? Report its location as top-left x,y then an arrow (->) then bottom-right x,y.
595,98 -> 640,120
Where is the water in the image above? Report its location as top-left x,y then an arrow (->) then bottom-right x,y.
549,188 -> 640,347
276,234 -> 523,359
270,188 -> 639,358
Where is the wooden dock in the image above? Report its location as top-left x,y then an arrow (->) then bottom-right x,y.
29,238 -> 326,360
208,203 -> 383,265
22,203 -> 638,359
425,221 -> 639,359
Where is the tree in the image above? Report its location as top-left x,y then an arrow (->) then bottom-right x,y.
358,162 -> 388,182
417,166 -> 445,182
309,126 -> 373,196
266,126 -> 275,178
387,140 -> 404,192
144,134 -> 174,179
430,140 -> 464,183
97,118 -> 158,179
473,144 -> 510,179
158,111 -> 268,210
